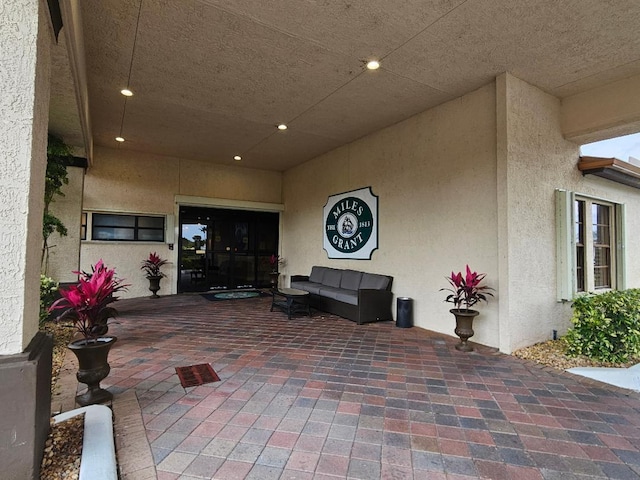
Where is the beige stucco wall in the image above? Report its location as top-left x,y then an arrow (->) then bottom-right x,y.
47,165 -> 84,282
497,73 -> 577,352
0,0 -> 51,353
283,84 -> 500,348
81,146 -> 282,298
284,75 -> 640,353
501,73 -> 640,352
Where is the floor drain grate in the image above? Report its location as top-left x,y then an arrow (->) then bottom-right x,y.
175,363 -> 220,388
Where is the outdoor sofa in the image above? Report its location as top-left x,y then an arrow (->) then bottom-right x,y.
290,266 -> 393,324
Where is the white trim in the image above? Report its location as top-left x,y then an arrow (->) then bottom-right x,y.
557,189 -> 626,299
175,195 -> 284,212
85,207 -> 167,216
165,214 -> 175,244
576,196 -> 616,291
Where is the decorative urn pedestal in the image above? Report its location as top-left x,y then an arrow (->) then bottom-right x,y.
68,337 -> 117,406
450,309 -> 479,352
147,275 -> 163,298
269,272 -> 280,289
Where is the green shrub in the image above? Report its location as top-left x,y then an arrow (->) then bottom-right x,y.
39,275 -> 59,325
564,289 -> 640,363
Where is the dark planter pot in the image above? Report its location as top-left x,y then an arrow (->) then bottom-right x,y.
147,275 -> 163,298
450,309 -> 480,352
68,336 -> 117,406
269,272 -> 280,289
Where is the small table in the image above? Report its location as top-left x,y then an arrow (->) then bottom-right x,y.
271,288 -> 311,319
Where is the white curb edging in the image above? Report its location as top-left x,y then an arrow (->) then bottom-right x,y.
53,405 -> 117,480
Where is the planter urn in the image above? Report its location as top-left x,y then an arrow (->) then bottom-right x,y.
269,272 -> 280,289
68,336 -> 117,406
450,309 -> 479,352
147,275 -> 163,298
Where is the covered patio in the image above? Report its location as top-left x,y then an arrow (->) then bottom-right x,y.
57,293 -> 640,479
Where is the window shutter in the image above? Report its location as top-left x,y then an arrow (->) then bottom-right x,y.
555,189 -> 575,301
616,203 -> 626,290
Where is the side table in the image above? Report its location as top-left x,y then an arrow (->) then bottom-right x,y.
271,288 -> 311,319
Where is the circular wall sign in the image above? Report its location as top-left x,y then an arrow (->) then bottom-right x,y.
325,196 -> 374,254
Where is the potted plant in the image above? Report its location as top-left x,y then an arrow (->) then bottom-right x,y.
49,260 -> 128,405
268,254 -> 284,288
441,265 -> 494,352
141,252 -> 169,298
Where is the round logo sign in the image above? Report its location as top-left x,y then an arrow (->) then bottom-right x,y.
325,196 -> 373,253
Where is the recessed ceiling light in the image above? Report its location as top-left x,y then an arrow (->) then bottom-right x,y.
233,155 -> 242,161
115,136 -> 125,142
277,124 -> 288,131
366,60 -> 380,70
120,88 -> 133,97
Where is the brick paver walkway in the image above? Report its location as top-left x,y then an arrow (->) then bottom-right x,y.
101,294 -> 640,479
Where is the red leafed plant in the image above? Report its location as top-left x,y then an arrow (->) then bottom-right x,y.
268,254 -> 284,272
441,265 -> 494,312
141,252 -> 169,278
49,260 -> 128,341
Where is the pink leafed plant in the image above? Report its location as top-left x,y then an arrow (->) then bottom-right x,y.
441,265 -> 494,312
49,260 -> 128,341
141,252 -> 169,278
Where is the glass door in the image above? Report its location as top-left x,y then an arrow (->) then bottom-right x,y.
178,207 -> 279,292
179,221 -> 209,292
210,220 -> 255,289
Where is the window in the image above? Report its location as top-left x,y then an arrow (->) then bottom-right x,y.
556,190 -> 625,300
90,213 -> 165,242
574,198 -> 613,291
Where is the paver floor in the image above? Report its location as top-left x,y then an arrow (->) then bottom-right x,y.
101,294 -> 640,479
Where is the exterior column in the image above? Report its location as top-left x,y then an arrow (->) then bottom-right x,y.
0,1 -> 54,478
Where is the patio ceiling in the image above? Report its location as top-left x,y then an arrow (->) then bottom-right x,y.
49,0 -> 640,171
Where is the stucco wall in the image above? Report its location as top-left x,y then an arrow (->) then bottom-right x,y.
502,74 -> 640,352
282,84 -> 500,348
0,0 -> 51,353
81,146 -> 282,298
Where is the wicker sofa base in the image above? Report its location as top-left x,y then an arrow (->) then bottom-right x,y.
291,267 -> 393,325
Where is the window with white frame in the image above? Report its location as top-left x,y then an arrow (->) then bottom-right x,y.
556,190 -> 625,300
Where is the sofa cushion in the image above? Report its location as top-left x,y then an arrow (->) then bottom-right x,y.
340,270 -> 363,290
322,268 -> 342,288
318,286 -> 358,305
309,266 -> 328,283
290,281 -> 323,295
360,273 -> 390,290
333,289 -> 359,306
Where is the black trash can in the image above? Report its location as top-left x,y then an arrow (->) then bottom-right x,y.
396,297 -> 413,328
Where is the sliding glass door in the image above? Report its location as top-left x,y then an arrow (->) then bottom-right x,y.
178,207 -> 278,292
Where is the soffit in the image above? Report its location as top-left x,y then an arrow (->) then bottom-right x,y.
51,0 -> 640,171
49,34 -> 85,151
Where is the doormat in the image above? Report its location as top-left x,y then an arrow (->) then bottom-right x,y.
175,363 -> 220,388
200,290 -> 270,301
